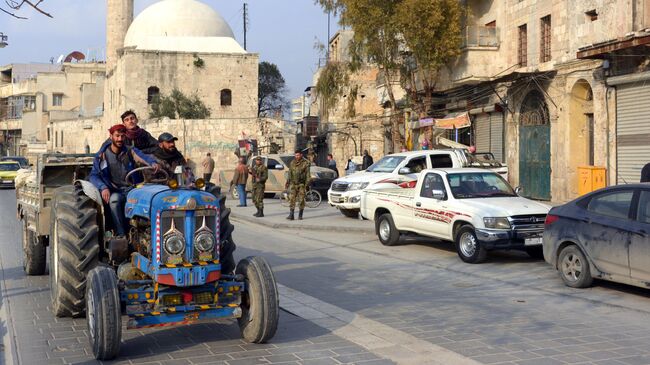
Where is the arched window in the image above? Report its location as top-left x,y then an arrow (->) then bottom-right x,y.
220,89 -> 232,106
147,86 -> 160,104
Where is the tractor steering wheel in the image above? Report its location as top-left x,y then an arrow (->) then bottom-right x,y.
125,166 -> 170,186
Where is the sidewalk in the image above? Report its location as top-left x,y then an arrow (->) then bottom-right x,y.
227,196 -> 375,234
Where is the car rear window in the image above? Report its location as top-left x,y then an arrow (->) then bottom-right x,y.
430,154 -> 453,168
587,190 -> 634,220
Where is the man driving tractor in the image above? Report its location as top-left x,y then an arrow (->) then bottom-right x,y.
89,124 -> 159,237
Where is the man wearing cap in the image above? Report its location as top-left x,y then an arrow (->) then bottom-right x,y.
250,156 -> 268,218
90,124 -> 159,237
285,149 -> 311,220
152,132 -> 187,176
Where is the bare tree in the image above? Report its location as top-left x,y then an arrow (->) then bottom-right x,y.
1,0 -> 52,19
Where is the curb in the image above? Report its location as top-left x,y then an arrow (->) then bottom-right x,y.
230,211 -> 375,234
0,255 -> 18,365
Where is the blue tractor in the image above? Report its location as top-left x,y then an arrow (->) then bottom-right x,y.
48,166 -> 279,360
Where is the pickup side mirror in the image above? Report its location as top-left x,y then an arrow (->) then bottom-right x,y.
515,186 -> 523,195
398,167 -> 413,175
432,189 -> 446,200
275,164 -> 284,170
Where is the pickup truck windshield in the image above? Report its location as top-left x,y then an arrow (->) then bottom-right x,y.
0,163 -> 20,171
367,156 -> 406,173
447,172 -> 516,199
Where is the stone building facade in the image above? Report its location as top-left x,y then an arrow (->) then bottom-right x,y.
428,0 -> 650,202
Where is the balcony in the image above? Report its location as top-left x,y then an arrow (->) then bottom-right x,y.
462,26 -> 500,48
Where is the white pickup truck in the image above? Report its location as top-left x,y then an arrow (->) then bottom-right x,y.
360,168 -> 550,263
328,149 -> 508,218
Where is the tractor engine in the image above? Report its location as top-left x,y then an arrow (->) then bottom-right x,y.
129,217 -> 152,258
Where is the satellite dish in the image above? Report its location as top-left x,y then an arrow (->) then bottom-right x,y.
64,51 -> 85,63
56,54 -> 64,64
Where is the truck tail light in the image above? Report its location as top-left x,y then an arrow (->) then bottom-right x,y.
544,214 -> 559,226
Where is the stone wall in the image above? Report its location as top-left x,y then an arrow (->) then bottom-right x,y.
50,116 -> 292,183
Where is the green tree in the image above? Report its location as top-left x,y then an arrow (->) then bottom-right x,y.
315,0 -> 464,149
258,61 -> 288,117
150,89 -> 211,119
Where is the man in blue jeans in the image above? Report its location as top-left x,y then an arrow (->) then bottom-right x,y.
230,157 -> 248,207
90,124 -> 159,236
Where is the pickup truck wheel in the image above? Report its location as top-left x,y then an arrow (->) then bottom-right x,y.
236,256 -> 279,343
50,185 -> 100,317
558,245 -> 593,288
23,221 -> 46,275
86,266 -> 122,360
455,226 -> 487,264
340,208 -> 360,218
377,213 -> 400,246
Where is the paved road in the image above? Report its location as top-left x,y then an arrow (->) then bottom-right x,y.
3,189 -> 650,365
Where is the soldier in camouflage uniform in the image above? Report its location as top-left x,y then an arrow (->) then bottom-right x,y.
285,149 -> 311,220
250,156 -> 268,218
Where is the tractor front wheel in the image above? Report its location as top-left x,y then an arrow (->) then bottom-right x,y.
86,266 -> 122,360
236,256 -> 279,343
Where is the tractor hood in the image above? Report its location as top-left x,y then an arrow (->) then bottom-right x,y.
125,185 -> 219,219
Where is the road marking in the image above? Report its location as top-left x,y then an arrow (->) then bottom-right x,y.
278,284 -> 482,365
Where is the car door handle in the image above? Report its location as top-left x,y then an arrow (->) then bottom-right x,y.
415,202 -> 421,207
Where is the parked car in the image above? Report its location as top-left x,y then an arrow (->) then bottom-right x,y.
0,156 -> 29,168
219,154 -> 336,199
0,161 -> 22,188
329,149 -> 508,218
360,168 -> 549,263
543,184 -> 650,289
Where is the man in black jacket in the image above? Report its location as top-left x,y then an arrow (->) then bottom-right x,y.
152,132 -> 187,176
362,150 -> 374,170
642,163 -> 650,183
120,110 -> 158,153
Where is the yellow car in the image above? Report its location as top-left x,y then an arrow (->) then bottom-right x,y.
0,161 -> 21,188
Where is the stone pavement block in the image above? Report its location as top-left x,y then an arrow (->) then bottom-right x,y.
224,356 -> 268,365
549,353 -> 593,363
530,348 -> 563,357
227,349 -> 273,359
509,351 -> 544,360
514,358 -> 565,365
297,358 -> 340,365
330,345 -> 368,356
262,353 -> 301,363
472,353 -> 521,364
353,360 -> 396,365
332,352 -> 382,364
580,350 -> 621,361
294,350 -> 337,360
617,356 -> 650,365
186,354 -> 232,364
169,349 -> 215,359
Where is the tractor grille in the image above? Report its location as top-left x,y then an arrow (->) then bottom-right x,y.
331,182 -> 349,192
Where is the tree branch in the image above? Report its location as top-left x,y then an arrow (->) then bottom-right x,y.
1,6 -> 27,18
2,0 -> 52,18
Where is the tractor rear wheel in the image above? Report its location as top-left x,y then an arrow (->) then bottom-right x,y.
23,221 -> 46,275
50,185 -> 100,317
86,266 -> 122,360
236,256 -> 279,343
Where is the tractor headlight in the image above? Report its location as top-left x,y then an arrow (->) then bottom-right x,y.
164,233 -> 185,255
195,231 -> 215,252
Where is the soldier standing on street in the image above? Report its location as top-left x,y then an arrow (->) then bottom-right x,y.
250,156 -> 268,218
286,149 -> 311,221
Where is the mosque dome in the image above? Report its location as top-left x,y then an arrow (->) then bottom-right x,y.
124,0 -> 246,54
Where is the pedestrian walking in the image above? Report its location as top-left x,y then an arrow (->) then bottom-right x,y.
345,158 -> 357,176
327,153 -> 339,178
285,149 -> 311,220
202,152 -> 215,182
250,156 -> 268,217
230,157 -> 248,207
362,150 -> 374,170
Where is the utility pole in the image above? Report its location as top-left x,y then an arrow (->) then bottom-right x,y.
243,3 -> 248,51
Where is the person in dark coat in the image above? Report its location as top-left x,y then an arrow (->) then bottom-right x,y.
641,163 -> 650,182
120,110 -> 158,153
152,132 -> 186,176
362,150 -> 374,170
327,153 -> 339,178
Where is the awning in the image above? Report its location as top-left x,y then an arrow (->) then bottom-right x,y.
410,112 -> 471,130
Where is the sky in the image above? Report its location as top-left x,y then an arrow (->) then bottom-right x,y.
0,0 -> 338,100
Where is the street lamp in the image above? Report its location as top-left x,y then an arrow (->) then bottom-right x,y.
0,32 -> 8,48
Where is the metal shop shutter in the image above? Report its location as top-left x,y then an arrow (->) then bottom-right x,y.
490,113 -> 504,162
474,113 -> 490,153
616,83 -> 650,184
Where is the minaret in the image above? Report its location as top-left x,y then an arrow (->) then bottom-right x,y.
106,0 -> 134,74
105,0 -> 133,124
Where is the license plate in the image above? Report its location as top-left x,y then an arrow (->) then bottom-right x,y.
2,180 -> 11,184
525,237 -> 543,246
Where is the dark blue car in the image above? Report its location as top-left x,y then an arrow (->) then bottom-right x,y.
543,184 -> 650,289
